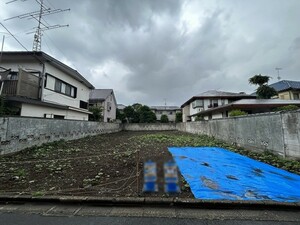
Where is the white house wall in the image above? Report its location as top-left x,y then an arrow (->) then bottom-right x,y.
21,103 -> 89,120
43,62 -> 90,109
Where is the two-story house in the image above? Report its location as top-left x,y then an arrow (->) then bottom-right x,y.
89,89 -> 117,122
269,80 -> 300,100
150,106 -> 181,122
181,90 -> 256,122
0,51 -> 94,120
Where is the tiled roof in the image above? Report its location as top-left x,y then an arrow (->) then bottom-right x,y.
1,51 -> 94,89
269,80 -> 300,92
195,90 -> 250,97
89,89 -> 113,100
150,106 -> 181,111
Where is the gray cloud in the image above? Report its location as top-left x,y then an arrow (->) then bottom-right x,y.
1,0 -> 300,106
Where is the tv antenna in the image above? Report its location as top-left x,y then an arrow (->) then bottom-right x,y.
5,0 -> 70,51
275,68 -> 282,81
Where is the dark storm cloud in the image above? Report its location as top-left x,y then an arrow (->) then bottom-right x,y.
1,0 -> 300,106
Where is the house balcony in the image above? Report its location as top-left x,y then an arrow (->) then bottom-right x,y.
0,70 -> 40,100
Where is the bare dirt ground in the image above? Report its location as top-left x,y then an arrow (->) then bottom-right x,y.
0,131 -> 194,198
0,130 -> 299,198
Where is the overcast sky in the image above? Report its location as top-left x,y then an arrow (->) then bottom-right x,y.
1,0 -> 299,106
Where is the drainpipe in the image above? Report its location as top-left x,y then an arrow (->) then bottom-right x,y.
40,62 -> 45,101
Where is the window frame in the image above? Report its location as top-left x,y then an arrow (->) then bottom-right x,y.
45,73 -> 77,98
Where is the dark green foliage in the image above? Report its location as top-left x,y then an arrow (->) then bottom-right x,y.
160,114 -> 169,123
175,112 -> 183,122
195,115 -> 204,121
229,109 -> 248,117
256,85 -> 277,99
88,106 -> 102,121
116,108 -> 126,123
273,105 -> 299,112
249,74 -> 271,86
249,74 -> 277,99
123,104 -> 156,123
0,95 -> 19,116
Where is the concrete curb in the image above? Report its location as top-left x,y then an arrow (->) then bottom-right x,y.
0,195 -> 299,210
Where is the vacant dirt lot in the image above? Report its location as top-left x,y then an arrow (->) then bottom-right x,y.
0,131 -> 299,198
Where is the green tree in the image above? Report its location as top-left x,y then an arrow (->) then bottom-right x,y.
249,74 -> 277,99
175,112 -> 183,122
160,114 -> 169,123
195,115 -> 204,121
138,105 -> 156,123
116,108 -> 126,123
88,106 -> 102,121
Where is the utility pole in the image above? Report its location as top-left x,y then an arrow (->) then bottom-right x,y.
275,68 -> 282,81
5,0 -> 70,51
0,35 -> 5,63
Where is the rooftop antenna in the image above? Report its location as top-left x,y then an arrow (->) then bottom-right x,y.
275,67 -> 282,81
164,98 -> 167,109
5,0 -> 70,51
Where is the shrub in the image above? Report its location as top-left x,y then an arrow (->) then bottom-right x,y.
273,105 -> 299,112
160,114 -> 169,123
229,109 -> 248,117
175,112 -> 182,122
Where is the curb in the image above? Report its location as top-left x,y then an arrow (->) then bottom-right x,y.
0,195 -> 299,210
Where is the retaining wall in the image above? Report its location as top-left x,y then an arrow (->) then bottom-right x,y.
123,123 -> 177,131
0,117 -> 121,155
177,110 -> 300,159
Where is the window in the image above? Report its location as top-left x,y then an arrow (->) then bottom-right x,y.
169,112 -> 173,115
53,115 -> 65,119
210,99 -> 218,107
54,79 -> 62,92
48,74 -> 77,98
293,93 -> 299,100
80,100 -> 88,109
192,100 -> 204,108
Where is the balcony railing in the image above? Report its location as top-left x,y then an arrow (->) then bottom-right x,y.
0,80 -> 18,96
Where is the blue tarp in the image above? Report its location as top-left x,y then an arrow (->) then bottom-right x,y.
168,147 -> 300,202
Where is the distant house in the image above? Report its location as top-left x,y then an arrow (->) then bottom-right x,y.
89,89 -> 117,122
0,51 -> 94,120
269,80 -> 300,100
117,104 -> 126,111
191,99 -> 300,120
150,106 -> 181,122
181,90 -> 256,122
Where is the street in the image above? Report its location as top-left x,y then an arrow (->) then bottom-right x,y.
0,203 -> 299,225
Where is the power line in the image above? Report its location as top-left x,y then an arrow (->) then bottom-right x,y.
0,22 -> 29,51
4,0 -> 70,51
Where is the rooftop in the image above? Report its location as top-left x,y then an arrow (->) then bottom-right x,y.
89,89 -> 113,100
191,99 -> 300,117
150,106 -> 181,111
269,80 -> 300,92
181,90 -> 255,108
1,51 -> 94,89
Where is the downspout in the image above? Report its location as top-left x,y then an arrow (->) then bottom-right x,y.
40,62 -> 45,101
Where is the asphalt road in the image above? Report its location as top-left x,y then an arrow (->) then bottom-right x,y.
0,203 -> 299,225
0,213 -> 299,225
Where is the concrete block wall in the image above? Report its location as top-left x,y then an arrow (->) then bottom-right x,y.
0,117 -> 121,155
177,110 -> 300,159
123,123 -> 177,131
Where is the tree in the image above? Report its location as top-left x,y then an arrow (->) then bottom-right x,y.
138,105 -> 156,123
89,106 -> 102,121
249,74 -> 277,99
123,104 -> 156,123
273,105 -> 299,112
116,108 -> 126,123
175,112 -> 183,122
160,114 -> 169,123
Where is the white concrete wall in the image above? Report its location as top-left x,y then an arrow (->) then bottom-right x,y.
182,105 -> 190,122
43,63 -> 91,109
21,103 -> 89,120
103,93 -> 117,122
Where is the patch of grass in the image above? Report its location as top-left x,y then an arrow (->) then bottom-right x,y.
134,133 -> 300,175
32,191 -> 45,197
15,168 -> 27,178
